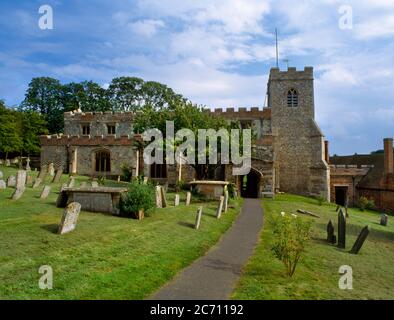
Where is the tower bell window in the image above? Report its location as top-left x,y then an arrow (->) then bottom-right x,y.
287,89 -> 298,107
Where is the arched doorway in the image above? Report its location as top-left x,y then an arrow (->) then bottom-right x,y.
94,150 -> 111,173
239,169 -> 262,198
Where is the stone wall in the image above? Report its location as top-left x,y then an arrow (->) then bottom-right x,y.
269,67 -> 330,200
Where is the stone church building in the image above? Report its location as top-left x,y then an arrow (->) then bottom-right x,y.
40,66 -> 330,199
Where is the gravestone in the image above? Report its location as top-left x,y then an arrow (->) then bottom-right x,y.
350,225 -> 370,254
91,181 -> 99,188
16,170 -> 27,189
5,159 -> 10,166
32,177 -> 42,188
224,190 -> 229,213
380,214 -> 388,226
195,206 -> 203,230
155,186 -> 163,208
216,196 -> 225,219
0,171 -> 3,179
327,220 -> 336,244
26,175 -> 33,186
37,165 -> 48,181
12,187 -> 25,200
7,175 -> 16,187
40,185 -> 51,199
337,209 -> 346,249
67,176 -> 75,188
48,163 -> 55,177
26,157 -> 31,171
185,192 -> 191,206
0,180 -> 6,189
160,186 -> 167,208
52,167 -> 63,183
58,202 -> 81,234
174,194 -> 180,206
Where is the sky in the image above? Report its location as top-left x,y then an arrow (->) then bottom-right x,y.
0,0 -> 393,155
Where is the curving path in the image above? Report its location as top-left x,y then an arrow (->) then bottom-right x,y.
149,198 -> 264,300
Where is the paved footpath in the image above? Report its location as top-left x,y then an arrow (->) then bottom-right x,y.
149,198 -> 264,300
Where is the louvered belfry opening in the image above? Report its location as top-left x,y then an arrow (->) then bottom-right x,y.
287,88 -> 298,107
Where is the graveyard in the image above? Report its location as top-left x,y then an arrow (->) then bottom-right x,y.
232,194 -> 394,300
0,166 -> 241,299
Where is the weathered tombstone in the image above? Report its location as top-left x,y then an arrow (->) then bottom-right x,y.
327,220 -> 336,244
350,225 -> 370,254
380,214 -> 388,226
216,196 -> 225,219
155,186 -> 163,208
40,185 -> 51,199
58,202 -> 81,234
174,194 -> 180,206
67,176 -> 75,188
26,157 -> 31,171
7,175 -> 16,187
337,209 -> 346,249
91,181 -> 99,188
224,190 -> 229,213
160,186 -> 167,208
5,159 -> 10,167
195,206 -> 203,230
48,163 -> 55,177
0,180 -> 6,189
185,192 -> 191,206
26,175 -> 33,186
37,165 -> 48,180
117,175 -> 121,182
0,171 -> 3,179
11,187 -> 25,200
32,177 -> 42,188
52,167 -> 63,183
16,170 -> 27,189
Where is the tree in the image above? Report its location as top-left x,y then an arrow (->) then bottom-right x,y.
108,77 -> 145,111
20,111 -> 48,155
20,77 -> 64,133
0,101 -> 23,159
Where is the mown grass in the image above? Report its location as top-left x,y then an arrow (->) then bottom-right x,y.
232,194 -> 394,300
0,166 -> 241,300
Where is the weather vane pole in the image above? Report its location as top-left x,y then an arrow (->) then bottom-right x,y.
275,28 -> 279,68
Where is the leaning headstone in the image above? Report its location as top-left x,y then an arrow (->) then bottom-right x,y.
32,177 -> 42,189
216,196 -> 225,219
40,185 -> 51,199
5,159 -> 10,167
224,190 -> 229,213
380,214 -> 388,226
0,180 -> 6,189
0,171 -> 3,179
185,192 -> 191,206
174,194 -> 180,206
337,209 -> 346,249
48,163 -> 55,177
155,186 -> 162,208
67,176 -> 75,188
26,175 -> 33,186
7,175 -> 16,187
350,225 -> 370,254
11,187 -> 25,200
58,202 -> 81,234
91,181 -> 99,188
195,206 -> 203,230
52,167 -> 63,183
160,186 -> 167,208
37,165 -> 48,180
16,170 -> 27,189
327,220 -> 336,244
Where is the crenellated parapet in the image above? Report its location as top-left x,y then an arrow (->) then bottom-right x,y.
40,133 -> 142,147
64,110 -> 135,122
211,107 -> 271,119
269,66 -> 314,81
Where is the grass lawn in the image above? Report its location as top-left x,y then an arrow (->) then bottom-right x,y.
232,194 -> 394,300
0,166 -> 241,300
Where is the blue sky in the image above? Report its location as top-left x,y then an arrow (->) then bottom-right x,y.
0,0 -> 393,155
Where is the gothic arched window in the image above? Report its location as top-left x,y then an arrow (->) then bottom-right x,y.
287,89 -> 298,107
95,150 -> 111,172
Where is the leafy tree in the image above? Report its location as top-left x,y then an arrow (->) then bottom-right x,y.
20,111 -> 48,155
0,101 -> 23,159
108,77 -> 145,111
20,77 -> 64,133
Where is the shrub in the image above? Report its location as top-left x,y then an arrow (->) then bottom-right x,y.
366,198 -> 375,210
358,196 -> 369,211
270,213 -> 312,277
121,163 -> 133,181
227,183 -> 237,199
119,180 -> 155,218
97,176 -> 106,185
175,180 -> 188,192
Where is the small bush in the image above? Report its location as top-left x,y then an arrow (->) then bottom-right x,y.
175,180 -> 188,192
119,180 -> 155,218
270,213 -> 312,277
227,183 -> 237,199
121,163 -> 133,181
358,196 -> 370,211
366,198 -> 375,210
97,176 -> 106,185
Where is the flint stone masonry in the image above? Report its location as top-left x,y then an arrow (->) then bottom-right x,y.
58,202 -> 81,234
7,175 -> 16,187
40,186 -> 51,199
57,187 -> 127,215
16,170 -> 27,189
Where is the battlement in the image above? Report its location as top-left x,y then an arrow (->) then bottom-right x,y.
40,133 -> 142,146
269,66 -> 313,81
64,110 -> 134,122
211,107 -> 271,119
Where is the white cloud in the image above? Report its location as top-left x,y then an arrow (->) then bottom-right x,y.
128,19 -> 165,37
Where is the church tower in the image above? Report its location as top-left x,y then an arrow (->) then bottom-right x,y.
268,67 -> 330,200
